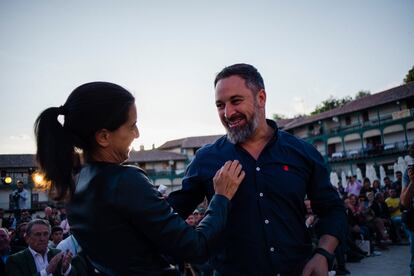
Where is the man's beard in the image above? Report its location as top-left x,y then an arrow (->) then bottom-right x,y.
224,108 -> 259,144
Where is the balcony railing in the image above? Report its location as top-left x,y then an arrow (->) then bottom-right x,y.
306,108 -> 414,138
328,140 -> 413,162
145,169 -> 186,182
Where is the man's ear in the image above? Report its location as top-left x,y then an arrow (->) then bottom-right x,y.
95,129 -> 111,147
257,89 -> 266,108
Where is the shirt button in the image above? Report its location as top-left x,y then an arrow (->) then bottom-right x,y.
256,167 -> 260,171
259,192 -> 264,197
270,247 -> 275,252
265,219 -> 269,224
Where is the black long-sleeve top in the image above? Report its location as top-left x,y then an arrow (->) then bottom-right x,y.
68,162 -> 230,275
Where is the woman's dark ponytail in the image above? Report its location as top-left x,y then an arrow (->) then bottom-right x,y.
34,82 -> 135,201
34,106 -> 75,201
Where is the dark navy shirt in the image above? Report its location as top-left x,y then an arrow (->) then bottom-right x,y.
169,120 -> 346,275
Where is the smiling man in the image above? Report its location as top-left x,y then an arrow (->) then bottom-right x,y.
169,63 -> 346,275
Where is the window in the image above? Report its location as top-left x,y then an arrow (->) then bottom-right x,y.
362,111 -> 369,122
328,144 -> 336,156
407,98 -> 414,110
345,116 -> 351,125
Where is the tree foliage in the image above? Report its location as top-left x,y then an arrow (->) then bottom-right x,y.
310,95 -> 352,115
404,66 -> 414,83
355,90 -> 371,99
272,113 -> 287,121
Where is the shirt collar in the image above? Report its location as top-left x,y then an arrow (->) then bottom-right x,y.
28,246 -> 49,259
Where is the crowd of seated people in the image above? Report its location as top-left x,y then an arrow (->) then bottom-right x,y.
182,206 -> 215,276
0,205 -> 91,275
307,172 -> 406,276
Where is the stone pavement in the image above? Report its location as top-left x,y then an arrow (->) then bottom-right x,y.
346,244 -> 410,275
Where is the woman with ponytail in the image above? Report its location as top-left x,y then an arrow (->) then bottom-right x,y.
34,82 -> 245,275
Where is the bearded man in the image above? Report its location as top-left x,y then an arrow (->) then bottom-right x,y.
169,63 -> 346,276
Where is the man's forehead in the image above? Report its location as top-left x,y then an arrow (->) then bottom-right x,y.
31,224 -> 49,232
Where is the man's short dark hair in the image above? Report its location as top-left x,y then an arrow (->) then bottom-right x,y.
51,226 -> 63,234
214,63 -> 265,94
26,219 -> 51,236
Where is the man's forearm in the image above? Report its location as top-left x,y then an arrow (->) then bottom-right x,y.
401,181 -> 414,207
317,234 -> 339,254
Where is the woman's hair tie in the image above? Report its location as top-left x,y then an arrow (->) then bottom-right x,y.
57,105 -> 68,115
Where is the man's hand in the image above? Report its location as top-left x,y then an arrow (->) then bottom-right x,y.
400,167 -> 414,207
301,253 -> 328,276
46,252 -> 63,274
409,167 -> 414,183
213,160 -> 245,200
62,250 -> 73,272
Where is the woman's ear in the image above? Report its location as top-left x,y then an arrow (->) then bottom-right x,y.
95,129 -> 111,147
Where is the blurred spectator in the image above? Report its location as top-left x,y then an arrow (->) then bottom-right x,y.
10,222 -> 28,254
360,178 -> 373,196
20,210 -> 32,223
370,193 -> 393,243
0,228 -> 11,275
5,219 -> 74,275
42,206 -> 56,227
192,208 -> 206,225
58,208 -> 70,237
10,180 -> 30,211
346,195 -> 370,239
10,180 -> 30,225
383,177 -> 393,197
385,188 -> 403,242
48,226 -> 64,249
372,180 -> 381,194
346,175 -> 362,196
393,171 -> 403,196
185,214 -> 196,227
0,209 -> 11,229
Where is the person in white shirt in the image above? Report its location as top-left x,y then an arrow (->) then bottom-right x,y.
5,219 -> 74,276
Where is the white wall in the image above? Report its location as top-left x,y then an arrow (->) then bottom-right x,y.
0,190 -> 11,210
293,127 -> 308,138
377,104 -> 400,116
344,140 -> 362,151
313,141 -> 326,155
383,132 -> 406,144
407,128 -> 414,142
168,148 -> 182,154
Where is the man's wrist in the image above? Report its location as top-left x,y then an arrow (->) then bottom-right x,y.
313,247 -> 335,270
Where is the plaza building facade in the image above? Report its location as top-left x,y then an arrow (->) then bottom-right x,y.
0,82 -> 412,209
277,82 -> 414,177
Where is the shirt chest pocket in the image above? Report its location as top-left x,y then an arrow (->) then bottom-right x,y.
262,163 -> 309,198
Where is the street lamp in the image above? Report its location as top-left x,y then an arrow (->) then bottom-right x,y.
31,171 -> 51,191
4,176 -> 12,185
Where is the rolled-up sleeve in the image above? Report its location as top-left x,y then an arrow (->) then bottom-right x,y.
306,145 -> 347,243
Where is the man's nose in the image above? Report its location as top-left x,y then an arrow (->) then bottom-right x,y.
224,105 -> 236,120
